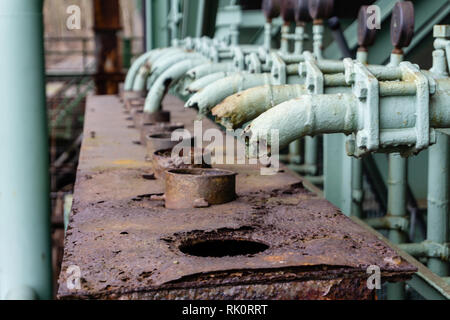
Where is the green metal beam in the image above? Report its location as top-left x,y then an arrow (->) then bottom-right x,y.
350,217 -> 450,300
145,0 -> 170,50
0,0 -> 52,299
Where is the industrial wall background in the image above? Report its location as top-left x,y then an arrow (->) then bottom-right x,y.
0,0 -> 449,301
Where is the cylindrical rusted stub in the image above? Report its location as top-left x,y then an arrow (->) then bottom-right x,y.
152,148 -> 210,180
146,132 -> 194,159
308,0 -> 334,20
133,110 -> 171,129
357,5 -> 377,48
262,0 -> 281,21
123,90 -> 144,103
390,1 -> 414,49
125,97 -> 145,111
165,168 -> 237,209
280,0 -> 296,23
294,0 -> 312,23
140,122 -> 184,146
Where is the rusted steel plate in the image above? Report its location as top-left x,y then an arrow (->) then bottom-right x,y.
57,94 -> 416,300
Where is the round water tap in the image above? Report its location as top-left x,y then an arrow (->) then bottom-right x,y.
357,5 -> 377,48
280,0 -> 296,23
308,0 -> 334,20
391,1 -> 415,49
262,0 -> 281,21
294,0 -> 312,23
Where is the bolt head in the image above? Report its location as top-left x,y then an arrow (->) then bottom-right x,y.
433,25 -> 450,38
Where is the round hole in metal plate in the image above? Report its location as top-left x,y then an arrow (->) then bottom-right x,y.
179,239 -> 269,257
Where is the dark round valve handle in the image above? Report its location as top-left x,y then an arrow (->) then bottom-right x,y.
357,6 -> 377,48
308,0 -> 334,20
294,0 -> 312,23
390,1 -> 414,49
262,0 -> 281,21
280,0 -> 296,23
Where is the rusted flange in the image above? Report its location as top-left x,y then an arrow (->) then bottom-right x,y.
308,0 -> 334,20
123,90 -> 145,104
140,122 -> 184,146
165,168 -> 237,209
132,110 -> 171,129
262,0 -> 281,21
146,132 -> 194,160
357,5 -> 377,49
280,0 -> 296,23
390,1 -> 414,50
294,0 -> 312,23
152,148 -> 211,179
125,97 -> 145,112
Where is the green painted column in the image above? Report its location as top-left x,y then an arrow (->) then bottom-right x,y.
0,0 -> 52,299
427,131 -> 449,276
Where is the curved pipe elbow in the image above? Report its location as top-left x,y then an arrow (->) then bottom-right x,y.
212,84 -> 307,129
186,62 -> 234,80
244,94 -> 357,157
185,73 -> 274,116
132,64 -> 151,91
146,52 -> 204,90
186,72 -> 233,95
124,48 -> 162,90
144,58 -> 208,113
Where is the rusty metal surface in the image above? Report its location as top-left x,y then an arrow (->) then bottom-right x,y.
152,148 -> 210,180
165,168 -> 237,209
132,109 -> 171,129
140,122 -> 184,146
57,94 -> 416,300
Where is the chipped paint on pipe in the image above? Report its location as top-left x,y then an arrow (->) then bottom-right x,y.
186,62 -> 234,80
144,58 -> 208,113
124,48 -> 161,90
186,72 -> 234,94
146,52 -> 203,90
129,47 -> 185,90
185,73 -> 274,116
244,94 -> 357,156
245,77 -> 450,156
212,84 -> 307,129
132,64 -> 151,91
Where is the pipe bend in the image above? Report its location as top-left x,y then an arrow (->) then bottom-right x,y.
146,52 -> 203,90
144,58 -> 208,113
124,48 -> 162,90
185,73 -> 274,116
212,84 -> 307,129
244,93 -> 358,157
186,72 -> 233,95
186,62 -> 234,80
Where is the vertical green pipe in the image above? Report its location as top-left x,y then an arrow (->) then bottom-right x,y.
386,52 -> 407,300
427,132 -> 449,276
0,0 -> 52,299
305,136 -> 318,175
145,0 -> 152,51
122,37 -> 132,69
387,153 -> 408,300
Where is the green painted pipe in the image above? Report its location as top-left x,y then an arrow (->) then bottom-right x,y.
124,48 -> 162,90
127,47 -> 184,91
186,62 -> 234,80
386,52 -> 406,301
244,81 -> 450,156
146,51 -> 202,90
144,58 -> 208,113
212,84 -> 307,129
0,0 -> 52,299
427,131 -> 449,276
186,71 -> 233,94
132,64 -> 151,91
186,73 -> 274,116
